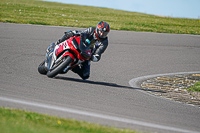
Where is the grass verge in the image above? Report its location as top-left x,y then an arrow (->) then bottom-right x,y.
187,81 -> 200,92
0,107 -> 139,133
0,0 -> 200,35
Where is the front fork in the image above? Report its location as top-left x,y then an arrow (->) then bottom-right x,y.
45,43 -> 56,71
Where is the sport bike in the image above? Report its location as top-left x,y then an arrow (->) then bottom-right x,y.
38,36 -> 92,78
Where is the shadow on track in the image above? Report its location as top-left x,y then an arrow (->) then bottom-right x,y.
55,76 -> 166,93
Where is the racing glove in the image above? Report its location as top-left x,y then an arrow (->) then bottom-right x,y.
56,30 -> 74,44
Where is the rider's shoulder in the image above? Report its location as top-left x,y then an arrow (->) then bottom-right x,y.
99,37 -> 108,45
87,27 -> 95,31
83,27 -> 95,34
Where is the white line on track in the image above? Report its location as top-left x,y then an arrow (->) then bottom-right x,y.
0,96 -> 199,133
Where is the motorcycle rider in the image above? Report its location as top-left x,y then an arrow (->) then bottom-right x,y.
56,21 -> 110,80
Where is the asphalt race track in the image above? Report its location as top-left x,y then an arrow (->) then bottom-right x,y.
0,23 -> 200,133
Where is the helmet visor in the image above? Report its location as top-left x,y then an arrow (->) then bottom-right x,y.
98,29 -> 109,38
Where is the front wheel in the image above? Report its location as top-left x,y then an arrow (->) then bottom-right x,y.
38,60 -> 47,75
46,56 -> 73,78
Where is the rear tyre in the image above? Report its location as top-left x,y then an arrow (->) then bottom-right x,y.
38,60 -> 47,75
47,56 -> 73,78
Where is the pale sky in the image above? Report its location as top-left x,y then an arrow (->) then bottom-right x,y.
43,0 -> 200,19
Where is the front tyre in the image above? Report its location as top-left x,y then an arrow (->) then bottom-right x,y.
38,60 -> 47,75
46,56 -> 73,78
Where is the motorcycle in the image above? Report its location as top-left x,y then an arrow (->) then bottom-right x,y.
38,35 -> 93,78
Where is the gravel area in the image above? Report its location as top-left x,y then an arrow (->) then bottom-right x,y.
141,73 -> 200,107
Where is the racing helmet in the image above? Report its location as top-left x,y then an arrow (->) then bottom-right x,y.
95,21 -> 110,40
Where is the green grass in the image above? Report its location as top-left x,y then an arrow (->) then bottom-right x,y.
187,81 -> 200,92
0,107 -> 139,133
1,0 -> 200,35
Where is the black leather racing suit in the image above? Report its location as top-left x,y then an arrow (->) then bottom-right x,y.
57,27 -> 108,79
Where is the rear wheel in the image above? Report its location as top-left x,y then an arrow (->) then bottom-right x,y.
47,56 -> 73,78
38,60 -> 47,75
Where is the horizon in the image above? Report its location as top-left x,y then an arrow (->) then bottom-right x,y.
42,0 -> 200,19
